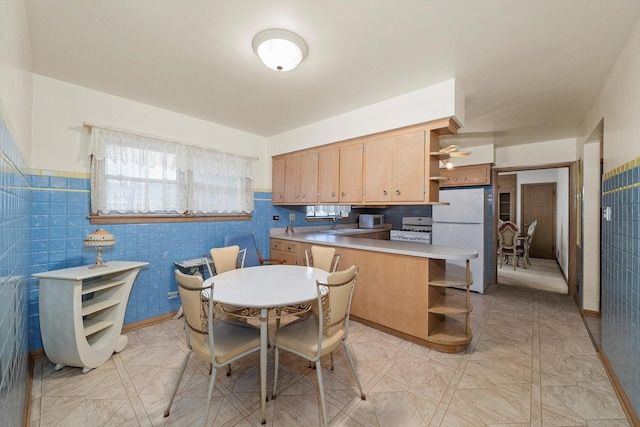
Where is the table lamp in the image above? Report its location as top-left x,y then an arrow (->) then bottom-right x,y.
84,228 -> 115,269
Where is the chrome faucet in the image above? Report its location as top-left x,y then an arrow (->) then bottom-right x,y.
331,216 -> 340,230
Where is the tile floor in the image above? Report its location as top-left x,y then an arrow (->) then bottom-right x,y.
30,283 -> 630,426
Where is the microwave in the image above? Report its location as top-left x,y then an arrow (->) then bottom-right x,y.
359,214 -> 385,229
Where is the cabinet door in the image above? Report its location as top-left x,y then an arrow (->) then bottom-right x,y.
440,164 -> 491,187
364,138 -> 393,202
285,152 -> 318,204
318,147 -> 339,203
272,157 -> 285,204
364,131 -> 425,202
339,143 -> 364,204
391,131 -> 425,201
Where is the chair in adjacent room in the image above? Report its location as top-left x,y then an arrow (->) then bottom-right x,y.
497,221 -> 524,270
518,220 -> 537,267
165,270 -> 260,427
271,265 -> 365,427
223,232 -> 285,267
305,245 -> 340,272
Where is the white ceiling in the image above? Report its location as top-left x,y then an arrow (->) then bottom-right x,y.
24,0 -> 640,148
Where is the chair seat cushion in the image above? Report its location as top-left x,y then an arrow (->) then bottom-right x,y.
191,319 -> 260,364
274,315 -> 344,359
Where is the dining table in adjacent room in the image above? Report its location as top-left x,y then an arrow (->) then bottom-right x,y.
203,264 -> 329,425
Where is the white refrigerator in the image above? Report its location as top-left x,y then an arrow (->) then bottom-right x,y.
432,188 -> 490,294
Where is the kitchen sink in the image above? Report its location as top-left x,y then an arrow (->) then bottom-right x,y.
318,228 -> 362,234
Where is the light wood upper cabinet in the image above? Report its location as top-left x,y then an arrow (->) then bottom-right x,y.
271,157 -> 285,204
317,147 -> 339,203
364,131 -> 425,202
271,117 -> 458,206
339,143 -> 364,204
284,151 -> 318,204
439,163 -> 492,188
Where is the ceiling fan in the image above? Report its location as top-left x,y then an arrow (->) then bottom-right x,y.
438,145 -> 470,170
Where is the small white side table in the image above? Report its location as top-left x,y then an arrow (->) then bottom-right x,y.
33,261 -> 148,373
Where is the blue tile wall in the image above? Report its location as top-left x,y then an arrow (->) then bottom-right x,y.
601,160 -> 640,416
27,188 -> 281,352
0,115 -> 31,426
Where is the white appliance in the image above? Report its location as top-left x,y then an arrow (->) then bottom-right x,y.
390,217 -> 432,244
432,188 -> 490,294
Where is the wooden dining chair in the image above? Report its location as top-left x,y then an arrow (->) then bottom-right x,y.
305,245 -> 340,272
497,221 -> 524,270
517,220 -> 537,266
272,265 -> 365,427
165,270 -> 260,427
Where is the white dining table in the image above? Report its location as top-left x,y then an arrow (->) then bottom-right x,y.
203,264 -> 329,425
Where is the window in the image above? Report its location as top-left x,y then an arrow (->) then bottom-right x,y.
306,205 -> 351,219
89,126 -> 257,217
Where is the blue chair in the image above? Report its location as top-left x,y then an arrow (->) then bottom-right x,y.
223,232 -> 284,267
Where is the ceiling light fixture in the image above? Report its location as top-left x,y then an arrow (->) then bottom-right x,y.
252,29 -> 308,72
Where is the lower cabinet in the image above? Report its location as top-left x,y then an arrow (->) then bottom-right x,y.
426,259 -> 472,353
270,239 -> 299,265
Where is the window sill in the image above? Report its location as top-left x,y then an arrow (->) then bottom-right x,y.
89,214 -> 252,225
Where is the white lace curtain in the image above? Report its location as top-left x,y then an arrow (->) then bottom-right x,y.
89,126 -> 257,215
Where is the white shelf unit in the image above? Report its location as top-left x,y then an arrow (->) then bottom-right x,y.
33,261 -> 148,373
426,258 -> 473,353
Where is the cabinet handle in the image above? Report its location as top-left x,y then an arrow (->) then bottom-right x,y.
331,192 -> 336,197
341,192 -> 346,197
295,194 -> 299,198
383,190 -> 388,195
463,177 -> 467,180
302,194 -> 306,199
395,190 -> 401,195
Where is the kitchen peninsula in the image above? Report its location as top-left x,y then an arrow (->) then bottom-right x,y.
270,229 -> 478,352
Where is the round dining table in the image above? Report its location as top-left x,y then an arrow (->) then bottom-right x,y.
203,264 -> 329,424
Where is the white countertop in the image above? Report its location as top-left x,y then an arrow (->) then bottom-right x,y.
271,229 -> 477,260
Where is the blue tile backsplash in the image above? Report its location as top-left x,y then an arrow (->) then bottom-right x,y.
602,159 -> 640,416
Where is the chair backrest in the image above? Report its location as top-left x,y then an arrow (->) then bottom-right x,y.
210,245 -> 244,274
174,270 -> 213,359
527,220 -> 538,243
498,221 -> 519,248
317,265 -> 358,338
305,246 -> 340,272
223,232 -> 262,267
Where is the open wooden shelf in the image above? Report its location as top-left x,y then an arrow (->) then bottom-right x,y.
426,258 -> 472,353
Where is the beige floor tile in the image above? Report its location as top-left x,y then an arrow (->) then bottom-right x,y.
31,278 -> 634,427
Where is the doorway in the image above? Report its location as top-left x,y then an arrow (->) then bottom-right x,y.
492,163 -> 576,296
521,182 -> 556,259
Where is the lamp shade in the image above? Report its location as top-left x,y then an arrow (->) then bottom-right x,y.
252,29 -> 308,71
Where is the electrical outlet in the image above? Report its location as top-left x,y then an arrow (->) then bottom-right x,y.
167,291 -> 179,299
289,213 -> 295,222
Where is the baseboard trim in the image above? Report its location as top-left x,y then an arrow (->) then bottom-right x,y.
599,349 -> 640,426
581,309 -> 600,317
22,354 -> 34,427
122,312 -> 178,333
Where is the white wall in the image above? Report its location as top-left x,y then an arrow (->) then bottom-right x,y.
582,142 -> 601,312
495,138 -> 576,168
577,19 -> 640,170
0,0 -> 33,158
31,76 -> 272,188
267,78 -> 465,156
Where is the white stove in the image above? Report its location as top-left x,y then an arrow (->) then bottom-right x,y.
390,217 -> 432,244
